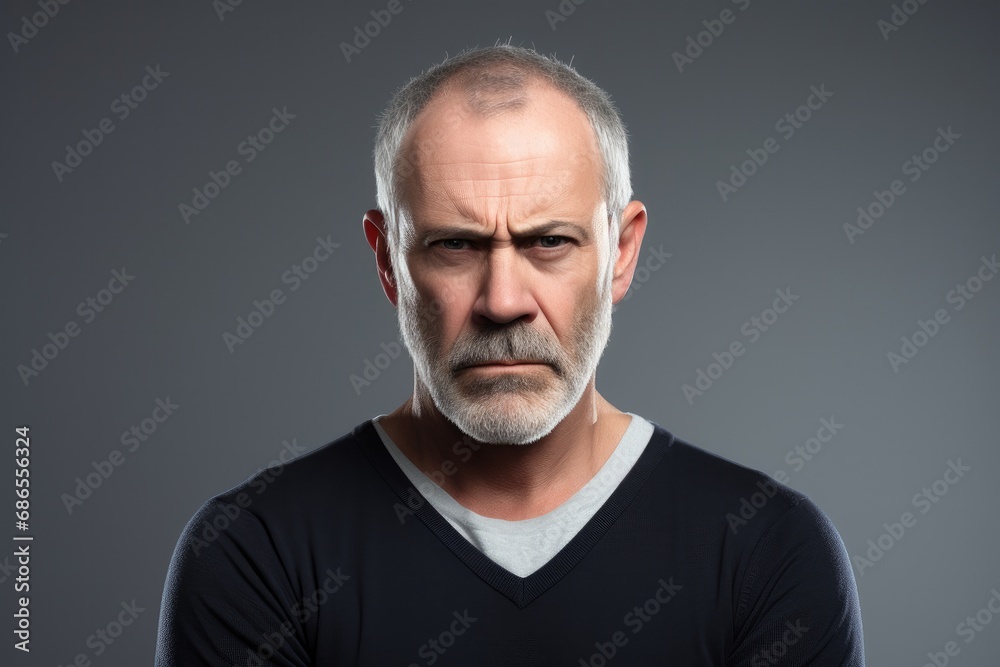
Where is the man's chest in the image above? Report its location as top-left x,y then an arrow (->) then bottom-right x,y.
305,506 -> 736,666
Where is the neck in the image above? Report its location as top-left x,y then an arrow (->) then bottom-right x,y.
379,378 -> 630,520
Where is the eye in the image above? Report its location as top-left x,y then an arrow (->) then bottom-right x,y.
535,236 -> 570,249
435,236 -> 571,251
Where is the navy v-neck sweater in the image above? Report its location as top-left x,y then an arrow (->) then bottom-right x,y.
154,417 -> 865,666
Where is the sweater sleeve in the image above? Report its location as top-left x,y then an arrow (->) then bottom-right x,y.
726,496 -> 866,666
154,497 -> 312,667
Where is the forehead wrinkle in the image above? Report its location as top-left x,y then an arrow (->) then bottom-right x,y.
409,167 -> 595,238
404,152 -> 554,198
409,172 -> 594,229
416,150 -> 554,179
417,163 -> 582,216
399,81 -> 604,242
409,193 -> 599,250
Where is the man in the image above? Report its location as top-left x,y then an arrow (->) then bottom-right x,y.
155,44 -> 865,665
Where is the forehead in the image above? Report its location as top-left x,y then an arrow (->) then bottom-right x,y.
398,79 -> 603,224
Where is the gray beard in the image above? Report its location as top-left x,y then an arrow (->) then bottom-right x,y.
394,258 -> 614,445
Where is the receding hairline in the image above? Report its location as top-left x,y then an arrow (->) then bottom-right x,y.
374,43 -> 633,259
395,76 -> 603,219
402,71 -> 597,146
437,63 -> 551,118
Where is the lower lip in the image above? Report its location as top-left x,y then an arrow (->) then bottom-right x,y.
464,363 -> 546,371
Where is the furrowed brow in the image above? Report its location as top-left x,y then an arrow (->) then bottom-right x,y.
420,221 -> 592,246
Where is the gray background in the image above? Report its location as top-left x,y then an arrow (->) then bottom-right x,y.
2,0 -> 998,664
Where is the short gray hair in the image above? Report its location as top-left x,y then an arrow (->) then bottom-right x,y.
372,42 -> 632,259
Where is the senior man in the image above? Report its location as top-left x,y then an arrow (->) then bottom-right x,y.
155,44 -> 865,666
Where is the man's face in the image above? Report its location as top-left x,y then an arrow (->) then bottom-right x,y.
393,81 -> 615,445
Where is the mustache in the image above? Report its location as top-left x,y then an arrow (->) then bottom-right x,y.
451,326 -> 561,372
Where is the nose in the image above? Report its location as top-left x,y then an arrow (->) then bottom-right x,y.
471,247 -> 539,327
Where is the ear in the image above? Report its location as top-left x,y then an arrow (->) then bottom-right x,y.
610,201 -> 648,305
363,209 -> 398,306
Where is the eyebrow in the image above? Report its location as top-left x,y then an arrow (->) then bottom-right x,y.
419,220 -> 592,246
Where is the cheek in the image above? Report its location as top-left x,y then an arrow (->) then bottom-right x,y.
416,273 -> 461,311
536,284 -> 581,341
413,279 -> 472,337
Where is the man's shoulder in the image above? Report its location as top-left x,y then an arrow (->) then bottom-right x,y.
649,423 -> 865,663
646,421 -> 815,537
202,417 -> 387,524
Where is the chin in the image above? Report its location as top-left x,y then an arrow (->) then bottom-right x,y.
442,387 -> 574,446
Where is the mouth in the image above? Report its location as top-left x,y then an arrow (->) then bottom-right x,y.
459,360 -> 548,370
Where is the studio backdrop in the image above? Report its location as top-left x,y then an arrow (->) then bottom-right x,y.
2,0 -> 998,665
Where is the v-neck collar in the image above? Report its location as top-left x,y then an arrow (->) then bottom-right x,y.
353,417 -> 673,609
